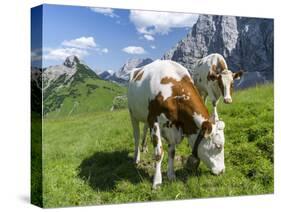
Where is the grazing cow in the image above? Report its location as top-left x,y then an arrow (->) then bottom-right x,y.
128,60 -> 225,189
193,53 -> 243,120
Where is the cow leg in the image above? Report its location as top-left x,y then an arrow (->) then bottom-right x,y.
141,123 -> 148,153
130,116 -> 141,164
151,122 -> 164,189
167,143 -> 176,180
212,100 -> 219,121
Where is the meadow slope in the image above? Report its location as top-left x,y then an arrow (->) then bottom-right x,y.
42,84 -> 273,207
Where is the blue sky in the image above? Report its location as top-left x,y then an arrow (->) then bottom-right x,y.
31,4 -> 198,72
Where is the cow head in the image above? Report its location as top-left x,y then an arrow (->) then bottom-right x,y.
208,70 -> 243,104
188,119 -> 226,175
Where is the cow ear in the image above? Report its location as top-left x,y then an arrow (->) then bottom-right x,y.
207,72 -> 219,81
201,121 -> 213,138
233,71 -> 243,80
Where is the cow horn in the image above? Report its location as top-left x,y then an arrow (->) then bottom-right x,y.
209,114 -> 216,124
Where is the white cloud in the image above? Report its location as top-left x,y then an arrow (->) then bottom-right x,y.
129,10 -> 198,35
150,45 -> 156,49
62,36 -> 96,49
144,34 -> 154,41
43,36 -> 109,62
90,7 -> 118,18
101,48 -> 109,53
122,46 -> 146,54
43,48 -> 89,61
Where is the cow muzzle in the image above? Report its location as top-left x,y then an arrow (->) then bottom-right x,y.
211,167 -> 225,175
223,98 -> 232,104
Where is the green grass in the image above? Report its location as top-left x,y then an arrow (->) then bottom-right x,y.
41,84 -> 273,208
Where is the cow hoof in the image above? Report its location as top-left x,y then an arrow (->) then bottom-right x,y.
167,172 -> 176,181
152,183 -> 161,190
134,158 -> 140,165
186,155 -> 200,172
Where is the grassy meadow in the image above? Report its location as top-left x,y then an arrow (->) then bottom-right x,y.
41,84 -> 274,207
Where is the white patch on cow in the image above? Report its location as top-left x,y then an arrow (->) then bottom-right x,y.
153,152 -> 163,188
151,121 -> 164,188
157,82 -> 173,100
192,112 -> 207,128
221,70 -> 233,100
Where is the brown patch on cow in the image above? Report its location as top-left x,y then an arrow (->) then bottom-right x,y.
211,64 -> 217,73
217,75 -> 224,95
201,121 -> 213,138
218,59 -> 227,71
132,69 -> 144,81
147,75 -> 210,136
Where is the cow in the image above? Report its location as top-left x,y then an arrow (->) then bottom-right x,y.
193,53 -> 243,121
128,59 -> 226,189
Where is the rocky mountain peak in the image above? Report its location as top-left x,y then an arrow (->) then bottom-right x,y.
113,58 -> 153,82
118,58 -> 153,76
63,55 -> 80,68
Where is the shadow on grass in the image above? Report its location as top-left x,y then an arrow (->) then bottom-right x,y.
78,150 -> 151,191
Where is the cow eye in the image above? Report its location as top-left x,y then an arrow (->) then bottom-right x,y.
213,134 -> 223,150
215,143 -> 223,150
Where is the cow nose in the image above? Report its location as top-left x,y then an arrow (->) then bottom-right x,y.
224,98 -> 232,104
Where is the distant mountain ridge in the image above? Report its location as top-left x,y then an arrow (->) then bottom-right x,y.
98,70 -> 114,80
98,58 -> 153,84
163,15 -> 273,88
31,55 -> 126,117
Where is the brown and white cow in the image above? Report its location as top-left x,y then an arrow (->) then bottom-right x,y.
193,53 -> 243,120
128,60 -> 225,189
